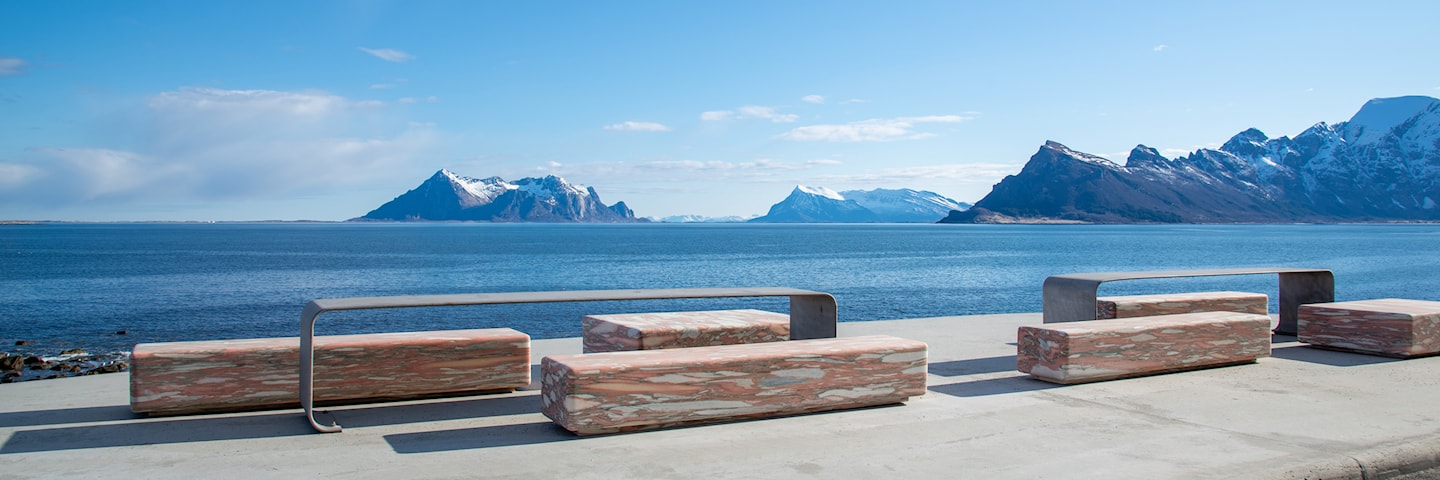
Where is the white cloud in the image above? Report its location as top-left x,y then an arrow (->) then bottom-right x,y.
802,95 -> 825,104
0,57 -> 27,76
0,163 -> 42,188
700,110 -> 733,121
738,106 -> 798,123
812,163 -> 1022,186
604,121 -> 673,132
532,157 -> 834,183
0,87 -> 433,206
1153,44 -> 1168,52
700,105 -> 798,123
1159,143 -> 1219,159
397,96 -> 438,104
807,158 -> 843,166
777,114 -> 977,142
359,47 -> 415,63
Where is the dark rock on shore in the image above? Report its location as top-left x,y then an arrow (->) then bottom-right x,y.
0,350 -> 130,383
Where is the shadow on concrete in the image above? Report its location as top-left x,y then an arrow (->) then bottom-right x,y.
0,393 -> 540,454
518,364 -> 542,391
383,403 -> 908,454
0,411 -> 312,454
385,421 -> 573,453
927,375 -> 1060,398
326,394 -> 539,428
0,405 -> 139,428
1269,344 -> 1403,367
928,356 -> 1017,377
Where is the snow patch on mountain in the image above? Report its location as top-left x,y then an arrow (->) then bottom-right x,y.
796,185 -> 845,201
1341,96 -> 1440,144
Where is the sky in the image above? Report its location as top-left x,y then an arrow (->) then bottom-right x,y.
2,1 -> 1439,221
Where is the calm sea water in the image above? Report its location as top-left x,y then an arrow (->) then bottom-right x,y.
4,223 -> 1440,355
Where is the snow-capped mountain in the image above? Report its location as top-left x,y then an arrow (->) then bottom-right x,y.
355,169 -> 639,222
943,96 -> 1440,223
751,185 -> 971,223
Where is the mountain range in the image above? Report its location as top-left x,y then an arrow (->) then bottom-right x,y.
355,170 -> 639,222
942,95 -> 1440,223
750,186 -> 971,223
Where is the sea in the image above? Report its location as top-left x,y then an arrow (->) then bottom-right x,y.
5,222 -> 1440,357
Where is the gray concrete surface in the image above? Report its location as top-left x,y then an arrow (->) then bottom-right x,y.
2,313 -> 1438,479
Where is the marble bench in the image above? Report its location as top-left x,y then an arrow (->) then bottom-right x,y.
131,328 -> 530,416
582,309 -> 789,353
1298,298 -> 1440,358
540,335 -> 928,435
1096,291 -> 1268,319
1017,311 -> 1271,384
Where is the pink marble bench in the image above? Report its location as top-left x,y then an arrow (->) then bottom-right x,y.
1017,311 -> 1271,384
1096,291 -> 1268,319
541,335 -> 928,435
131,328 -> 530,416
1298,298 -> 1440,358
582,309 -> 789,353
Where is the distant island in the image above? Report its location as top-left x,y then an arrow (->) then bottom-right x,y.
354,170 -> 641,223
942,96 -> 1440,224
751,185 -> 970,223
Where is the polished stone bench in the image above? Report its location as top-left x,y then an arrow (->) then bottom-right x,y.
582,309 -> 789,353
1043,267 -> 1333,335
1298,298 -> 1440,358
131,328 -> 530,416
1096,291 -> 1268,319
540,335 -> 928,436
300,287 -> 837,432
1017,311 -> 1272,384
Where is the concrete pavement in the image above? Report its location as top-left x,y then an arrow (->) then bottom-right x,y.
1,313 -> 1438,479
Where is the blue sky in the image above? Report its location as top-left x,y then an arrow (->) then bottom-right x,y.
3,1 -> 1438,221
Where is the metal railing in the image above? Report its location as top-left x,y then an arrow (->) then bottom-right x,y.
1042,267 -> 1334,335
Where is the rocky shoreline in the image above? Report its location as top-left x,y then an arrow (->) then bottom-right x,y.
1,348 -> 131,383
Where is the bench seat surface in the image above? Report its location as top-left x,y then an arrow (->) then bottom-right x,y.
1298,298 -> 1440,358
582,309 -> 789,353
1096,291 -> 1267,319
131,328 -> 530,415
541,334 -> 927,435
1018,311 -> 1271,384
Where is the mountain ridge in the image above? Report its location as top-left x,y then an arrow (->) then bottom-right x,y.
942,96 -> 1440,224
